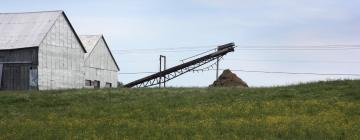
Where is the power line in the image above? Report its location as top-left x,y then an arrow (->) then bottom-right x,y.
112,48 -> 212,54
236,48 -> 360,50
111,45 -> 360,55
213,69 -> 360,77
118,72 -> 155,75
111,45 -> 216,52
112,47 -> 360,53
118,69 -> 360,77
112,45 -> 360,51
180,48 -> 216,62
238,44 -> 360,48
114,48 -> 358,57
118,59 -> 360,64
223,59 -> 360,64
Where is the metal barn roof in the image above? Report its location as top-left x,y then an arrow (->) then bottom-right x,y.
0,10 -> 86,52
0,11 -> 62,50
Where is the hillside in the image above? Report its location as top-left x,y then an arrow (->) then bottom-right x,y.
0,80 -> 359,139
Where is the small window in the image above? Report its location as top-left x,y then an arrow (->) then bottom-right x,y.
105,82 -> 112,88
85,80 -> 92,86
94,80 -> 100,88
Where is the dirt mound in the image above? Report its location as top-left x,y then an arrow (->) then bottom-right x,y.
210,69 -> 248,88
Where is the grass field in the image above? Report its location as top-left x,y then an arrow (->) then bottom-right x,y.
0,80 -> 359,139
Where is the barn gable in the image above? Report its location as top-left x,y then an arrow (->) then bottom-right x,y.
80,35 -> 119,71
37,11 -> 86,90
80,35 -> 119,88
79,35 -> 101,58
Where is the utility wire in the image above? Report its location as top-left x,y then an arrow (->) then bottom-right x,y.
111,45 -> 216,52
211,69 -> 360,77
236,48 -> 360,50
112,47 -> 360,54
112,44 -> 360,52
115,44 -> 360,76
112,46 -> 360,55
125,45 -> 359,49
113,44 -> 360,51
223,59 -> 360,64
238,45 -> 360,48
118,69 -> 360,77
193,56 -> 223,72
180,48 -> 217,62
119,57 -> 360,64
112,48 -> 212,54
118,72 -> 156,75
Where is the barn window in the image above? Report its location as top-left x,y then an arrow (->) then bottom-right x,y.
93,80 -> 100,88
105,82 -> 112,88
85,80 -> 92,86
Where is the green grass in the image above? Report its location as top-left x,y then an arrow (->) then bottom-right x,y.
0,80 -> 360,139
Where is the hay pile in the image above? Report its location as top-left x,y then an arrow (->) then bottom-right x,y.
210,69 -> 248,88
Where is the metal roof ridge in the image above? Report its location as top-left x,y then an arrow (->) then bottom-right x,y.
0,10 -> 63,14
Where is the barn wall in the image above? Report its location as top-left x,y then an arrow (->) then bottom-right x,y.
38,14 -> 84,90
84,38 -> 118,88
84,67 -> 117,88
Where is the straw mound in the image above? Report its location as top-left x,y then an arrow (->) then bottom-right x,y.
210,69 -> 248,88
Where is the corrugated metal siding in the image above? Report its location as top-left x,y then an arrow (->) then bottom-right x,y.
84,38 -> 118,88
38,14 -> 84,90
0,11 -> 62,50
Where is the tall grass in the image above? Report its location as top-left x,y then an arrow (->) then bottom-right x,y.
0,80 -> 359,139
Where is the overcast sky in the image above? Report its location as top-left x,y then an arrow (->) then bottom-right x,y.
1,0 -> 360,87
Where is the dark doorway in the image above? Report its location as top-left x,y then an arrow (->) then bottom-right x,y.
1,63 -> 31,90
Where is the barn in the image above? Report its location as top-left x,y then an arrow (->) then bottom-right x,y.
0,10 -> 86,90
79,35 -> 119,88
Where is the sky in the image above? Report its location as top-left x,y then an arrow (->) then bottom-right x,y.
1,0 -> 360,87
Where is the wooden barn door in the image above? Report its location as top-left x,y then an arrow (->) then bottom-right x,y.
1,64 -> 31,90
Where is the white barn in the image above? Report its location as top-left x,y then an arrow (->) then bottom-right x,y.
0,10 -> 119,90
79,35 -> 119,88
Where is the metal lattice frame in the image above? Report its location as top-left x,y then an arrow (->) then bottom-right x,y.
134,56 -> 219,88
124,43 -> 235,88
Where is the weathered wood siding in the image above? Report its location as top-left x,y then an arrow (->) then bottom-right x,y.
1,63 -> 31,90
0,48 -> 38,90
38,14 -> 84,90
0,47 -> 38,63
84,38 -> 118,88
